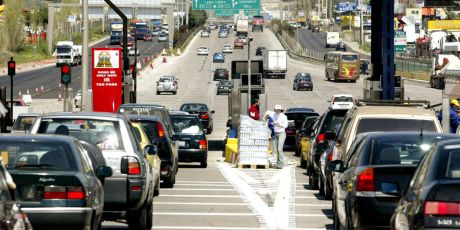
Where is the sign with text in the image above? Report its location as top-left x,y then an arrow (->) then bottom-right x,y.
193,0 -> 260,10
394,30 -> 407,53
92,48 -> 122,113
215,9 -> 260,16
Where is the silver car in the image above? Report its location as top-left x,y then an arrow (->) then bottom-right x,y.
223,44 -> 233,53
30,112 -> 158,229
156,76 -> 178,95
201,31 -> 210,38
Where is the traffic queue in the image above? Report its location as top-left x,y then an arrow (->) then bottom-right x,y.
0,103 -> 212,229
292,96 -> 460,229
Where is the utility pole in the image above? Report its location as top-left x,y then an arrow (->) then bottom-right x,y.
247,38 -> 251,113
359,0 -> 364,45
81,0 -> 89,111
186,0 -> 189,31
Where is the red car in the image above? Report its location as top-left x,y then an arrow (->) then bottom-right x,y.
144,34 -> 153,41
234,39 -> 244,49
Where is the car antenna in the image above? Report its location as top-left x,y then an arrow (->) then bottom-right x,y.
420,119 -> 424,137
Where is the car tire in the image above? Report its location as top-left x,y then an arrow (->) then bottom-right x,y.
207,126 -> 213,134
308,175 -> 319,189
146,201 -> 153,229
156,91 -> 160,95
154,180 -> 160,196
162,171 -> 176,188
200,160 -> 208,168
319,176 -> 325,195
326,73 -> 330,81
127,203 -> 148,230
300,155 -> 307,169
324,179 -> 333,200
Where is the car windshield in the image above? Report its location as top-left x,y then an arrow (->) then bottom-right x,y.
286,113 -> 318,128
215,53 -> 223,57
1,141 -> 75,171
342,54 -> 358,62
132,120 -> 160,143
160,78 -> 172,82
12,116 -> 37,131
371,135 -> 446,165
356,118 -> 436,134
333,96 -> 353,103
219,81 -> 231,86
321,109 -> 348,132
37,119 -> 124,151
299,75 -> 311,81
171,116 -> 202,134
56,46 -> 71,53
181,104 -> 207,112
443,148 -> 460,179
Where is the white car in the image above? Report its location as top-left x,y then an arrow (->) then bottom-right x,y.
329,94 -> 355,110
201,31 -> 210,38
158,33 -> 168,42
222,44 -> 233,53
156,76 -> 177,95
209,23 -> 217,30
128,47 -> 140,56
218,31 -> 228,38
197,46 -> 209,55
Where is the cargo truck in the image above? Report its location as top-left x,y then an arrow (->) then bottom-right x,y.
263,50 -> 287,79
236,17 -> 249,36
110,22 -> 123,45
326,32 -> 340,48
135,22 -> 148,40
55,41 -> 82,67
251,15 -> 264,32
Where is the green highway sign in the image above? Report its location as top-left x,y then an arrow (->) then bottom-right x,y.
192,0 -> 260,10
215,9 -> 260,16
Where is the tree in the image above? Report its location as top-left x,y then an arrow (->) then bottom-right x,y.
1,0 -> 25,53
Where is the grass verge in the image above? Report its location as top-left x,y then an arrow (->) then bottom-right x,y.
396,71 -> 430,81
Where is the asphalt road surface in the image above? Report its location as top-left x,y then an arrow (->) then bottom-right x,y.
0,36 -> 166,100
99,25 -> 447,229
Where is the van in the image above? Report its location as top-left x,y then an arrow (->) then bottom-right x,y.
326,32 -> 340,48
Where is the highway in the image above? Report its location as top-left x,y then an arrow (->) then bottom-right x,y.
100,25 -> 447,229
0,36 -> 166,100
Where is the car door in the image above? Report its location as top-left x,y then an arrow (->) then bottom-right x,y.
77,142 -> 104,213
163,112 -> 179,168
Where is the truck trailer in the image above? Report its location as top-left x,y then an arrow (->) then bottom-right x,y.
262,50 -> 287,79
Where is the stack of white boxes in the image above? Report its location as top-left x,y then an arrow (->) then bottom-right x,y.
238,116 -> 270,166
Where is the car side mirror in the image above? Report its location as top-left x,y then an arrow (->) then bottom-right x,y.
144,145 -> 158,156
211,111 -> 215,114
326,160 -> 344,173
324,131 -> 336,141
96,166 -> 113,178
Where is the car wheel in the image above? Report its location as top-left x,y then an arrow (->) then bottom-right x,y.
300,154 -> 307,168
162,169 -> 176,188
156,91 -> 160,95
326,73 -> 330,81
154,178 -> 160,196
127,203 -> 148,230
308,175 -> 319,189
319,176 -> 325,195
324,178 -> 333,200
200,160 -> 208,168
146,201 -> 153,229
207,126 -> 213,134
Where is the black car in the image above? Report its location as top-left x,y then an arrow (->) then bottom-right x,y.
4,135 -> 112,229
327,132 -> 460,229
307,108 -> 348,189
0,157 -> 33,230
286,107 -> 315,113
292,73 -> 313,91
319,123 -> 342,199
170,112 -> 208,167
391,138 -> 460,230
217,80 -> 232,95
213,68 -> 229,81
180,103 -> 215,134
284,111 -> 319,151
294,116 -> 319,157
335,41 -> 347,51
312,26 -> 320,32
255,47 -> 265,56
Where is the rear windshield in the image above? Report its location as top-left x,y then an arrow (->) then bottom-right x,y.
171,116 -> 202,134
356,118 -> 436,134
321,110 -> 348,132
443,149 -> 460,179
37,119 -> 124,151
180,104 -> 207,112
13,116 -> 37,131
342,54 -> 358,62
299,76 -> 311,81
133,121 -> 159,143
1,141 -> 75,171
160,78 -> 172,82
333,96 -> 353,103
286,113 -> 319,128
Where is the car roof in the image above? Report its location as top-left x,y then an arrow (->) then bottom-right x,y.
350,106 -> 436,117
285,111 -> 319,116
333,94 -> 353,98
170,114 -> 200,119
362,131 -> 459,140
120,103 -> 165,109
0,134 -> 78,143
17,113 -> 41,117
181,103 -> 207,106
40,112 -> 123,119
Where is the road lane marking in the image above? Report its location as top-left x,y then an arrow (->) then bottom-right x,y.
295,214 -> 333,218
174,183 -> 233,187
295,204 -> 330,207
153,202 -> 247,206
295,196 -> 320,199
153,212 -> 255,216
159,194 -> 241,198
152,227 -> 326,230
161,188 -> 236,191
176,181 -> 231,184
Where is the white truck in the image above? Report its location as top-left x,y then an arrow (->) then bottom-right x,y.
430,54 -> 460,89
55,41 -> 82,67
236,18 -> 249,36
263,50 -> 287,79
326,32 -> 340,48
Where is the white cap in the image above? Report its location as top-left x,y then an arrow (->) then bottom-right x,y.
274,104 -> 284,111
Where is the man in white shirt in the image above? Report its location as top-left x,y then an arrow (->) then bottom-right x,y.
272,104 -> 288,168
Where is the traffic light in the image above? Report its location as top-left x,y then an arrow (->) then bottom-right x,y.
60,63 -> 71,85
7,60 -> 15,76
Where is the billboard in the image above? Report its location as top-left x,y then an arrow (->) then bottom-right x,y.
427,20 -> 460,30
92,48 -> 123,113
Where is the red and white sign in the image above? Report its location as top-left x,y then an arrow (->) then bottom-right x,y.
92,47 -> 122,113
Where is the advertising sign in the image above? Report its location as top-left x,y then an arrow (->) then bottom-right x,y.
193,0 -> 260,10
335,2 -> 357,12
394,30 -> 407,53
92,48 -> 122,113
427,20 -> 460,30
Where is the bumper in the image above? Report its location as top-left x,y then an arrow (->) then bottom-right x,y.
160,160 -> 174,178
103,177 -> 146,211
355,196 -> 398,228
179,149 -> 207,162
284,135 -> 296,149
158,88 -> 177,92
22,207 -> 92,225
296,85 -> 313,89
217,89 -> 231,94
200,120 -> 211,129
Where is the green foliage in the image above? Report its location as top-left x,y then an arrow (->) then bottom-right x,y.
188,9 -> 207,29
1,0 -> 25,53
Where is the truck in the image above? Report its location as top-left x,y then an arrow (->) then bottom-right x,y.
236,18 -> 249,36
251,15 -> 264,32
296,11 -> 307,26
109,22 -> 123,45
151,19 -> 162,29
55,41 -> 82,67
430,54 -> 460,89
326,32 -> 340,48
262,50 -> 287,79
134,21 -> 148,40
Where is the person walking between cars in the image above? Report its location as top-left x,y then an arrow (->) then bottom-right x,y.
438,99 -> 460,133
272,105 -> 288,169
249,99 -> 259,120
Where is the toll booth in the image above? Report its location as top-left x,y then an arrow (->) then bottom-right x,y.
363,75 -> 404,100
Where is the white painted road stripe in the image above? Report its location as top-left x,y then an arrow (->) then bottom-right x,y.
152,212 -> 255,216
295,204 -> 331,207
296,196 -> 322,199
176,181 -> 231,184
152,227 -> 327,230
295,214 -> 333,217
160,194 -> 241,198
162,188 -> 236,191
174,183 -> 233,187
154,202 -> 247,206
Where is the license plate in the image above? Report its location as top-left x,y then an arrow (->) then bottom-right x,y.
178,141 -> 186,147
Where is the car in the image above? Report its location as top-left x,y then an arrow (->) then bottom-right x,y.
156,76 -> 178,95
197,46 -> 209,55
30,112 -> 156,229
328,132 -> 460,229
335,41 -> 347,51
390,138 -> 460,230
118,104 -> 179,188
292,73 -> 313,91
293,114 -> 319,156
143,33 -> 153,41
4,134 -> 113,229
284,111 -> 319,151
0,156 -> 33,230
329,94 -> 355,110
180,103 -> 215,134
11,113 -> 40,133
201,30 -> 210,38
312,26 -> 320,32
212,53 -> 225,63
128,46 -> 140,56
208,23 -> 217,30
234,39 -> 245,49
218,31 -> 228,38
158,32 -> 168,42
286,107 -> 315,113
170,112 -> 208,167
319,122 -> 342,199
74,90 -> 82,107
216,80 -> 232,95
223,44 -> 233,53
255,47 -> 265,56
213,68 -> 229,81
151,29 -> 160,36
298,116 -> 320,168
238,35 -> 248,44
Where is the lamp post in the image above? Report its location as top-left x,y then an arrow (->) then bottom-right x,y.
247,37 -> 251,111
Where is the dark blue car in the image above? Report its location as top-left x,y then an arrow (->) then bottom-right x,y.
212,53 -> 225,63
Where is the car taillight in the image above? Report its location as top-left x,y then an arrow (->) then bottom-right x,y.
199,139 -> 207,150
316,133 -> 325,144
157,122 -> 165,138
356,168 -> 375,192
201,112 -> 209,119
128,158 -> 141,175
328,149 -> 333,161
425,201 -> 460,215
44,186 -> 85,200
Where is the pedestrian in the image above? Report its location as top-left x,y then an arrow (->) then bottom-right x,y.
271,105 -> 288,169
263,110 -> 275,139
249,99 -> 259,120
438,99 -> 460,133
